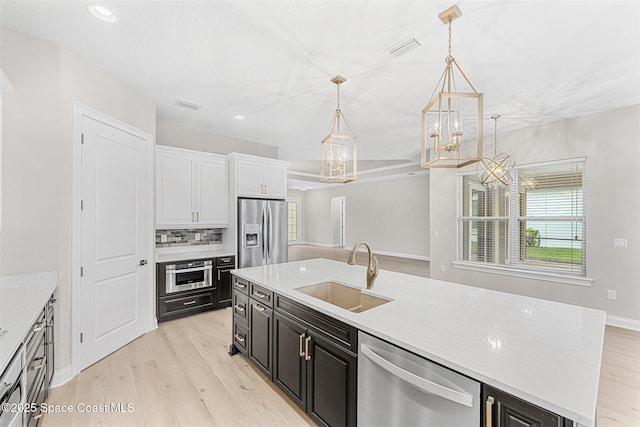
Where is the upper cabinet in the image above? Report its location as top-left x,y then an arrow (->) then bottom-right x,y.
233,154 -> 288,199
156,145 -> 229,228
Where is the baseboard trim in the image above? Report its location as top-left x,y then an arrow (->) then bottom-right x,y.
301,241 -> 341,248
343,246 -> 430,262
606,315 -> 640,331
50,364 -> 74,389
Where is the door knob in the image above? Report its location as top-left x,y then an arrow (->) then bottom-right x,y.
139,260 -> 148,266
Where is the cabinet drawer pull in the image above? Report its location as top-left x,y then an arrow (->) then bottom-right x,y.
234,333 -> 245,343
30,356 -> 46,371
254,304 -> 265,312
234,282 -> 246,289
33,321 -> 46,332
254,291 -> 267,299
486,396 -> 494,427
234,304 -> 245,312
183,300 -> 197,306
304,337 -> 312,361
221,257 -> 231,263
299,333 -> 306,357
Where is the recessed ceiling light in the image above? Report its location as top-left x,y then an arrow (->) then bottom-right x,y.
234,115 -> 246,121
89,4 -> 116,23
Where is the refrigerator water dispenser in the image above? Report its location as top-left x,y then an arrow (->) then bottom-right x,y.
244,224 -> 260,248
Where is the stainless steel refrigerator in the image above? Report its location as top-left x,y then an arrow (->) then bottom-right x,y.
238,198 -> 288,268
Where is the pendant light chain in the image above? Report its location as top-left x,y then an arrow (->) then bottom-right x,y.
447,20 -> 453,62
494,115 -> 498,157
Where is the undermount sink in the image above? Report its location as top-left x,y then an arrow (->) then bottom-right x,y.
295,281 -> 390,313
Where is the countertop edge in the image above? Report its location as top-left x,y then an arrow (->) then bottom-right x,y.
0,272 -> 58,374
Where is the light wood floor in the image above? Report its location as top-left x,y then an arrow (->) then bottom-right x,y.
43,246 -> 639,427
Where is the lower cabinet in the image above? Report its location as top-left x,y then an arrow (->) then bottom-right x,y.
483,384 -> 569,427
273,307 -> 357,427
229,273 -> 357,427
248,298 -> 273,378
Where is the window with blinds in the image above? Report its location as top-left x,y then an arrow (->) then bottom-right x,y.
458,159 -> 586,275
288,201 -> 298,242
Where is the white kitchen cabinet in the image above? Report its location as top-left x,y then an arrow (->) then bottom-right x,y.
156,145 -> 228,228
235,156 -> 288,199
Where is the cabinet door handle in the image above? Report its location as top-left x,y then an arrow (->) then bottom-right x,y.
218,270 -> 221,281
299,333 -> 306,357
31,356 -> 46,371
254,291 -> 267,299
192,211 -> 195,222
304,336 -> 312,361
234,304 -> 245,312
196,211 -> 200,222
486,396 -> 494,427
33,321 -> 45,332
234,333 -> 245,344
183,300 -> 197,306
254,304 -> 265,312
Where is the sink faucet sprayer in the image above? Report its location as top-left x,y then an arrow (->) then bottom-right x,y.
347,241 -> 379,290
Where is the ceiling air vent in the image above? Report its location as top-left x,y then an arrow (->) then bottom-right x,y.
386,36 -> 422,57
175,98 -> 203,110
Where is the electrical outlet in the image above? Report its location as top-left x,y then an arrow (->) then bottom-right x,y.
195,233 -> 201,241
440,264 -> 446,272
613,238 -> 627,248
160,234 -> 167,243
607,290 -> 617,300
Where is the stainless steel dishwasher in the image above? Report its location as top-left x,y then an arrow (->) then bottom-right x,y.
358,332 -> 480,426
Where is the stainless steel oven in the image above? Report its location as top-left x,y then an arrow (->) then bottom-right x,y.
0,346 -> 25,427
164,259 -> 213,295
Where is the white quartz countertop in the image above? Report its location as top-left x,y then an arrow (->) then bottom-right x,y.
0,271 -> 57,374
232,259 -> 605,427
155,245 -> 235,263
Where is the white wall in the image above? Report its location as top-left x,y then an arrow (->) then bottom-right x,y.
0,27 -> 156,372
156,119 -> 278,158
302,173 -> 430,259
430,105 -> 640,323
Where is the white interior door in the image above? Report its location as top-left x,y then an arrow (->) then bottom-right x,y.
78,114 -> 149,371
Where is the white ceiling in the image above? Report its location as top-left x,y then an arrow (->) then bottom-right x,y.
1,1 -> 638,185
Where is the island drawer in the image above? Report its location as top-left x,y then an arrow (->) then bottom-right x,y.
160,291 -> 214,317
250,283 -> 273,308
233,276 -> 249,295
233,292 -> 248,322
275,294 -> 357,353
233,320 -> 248,355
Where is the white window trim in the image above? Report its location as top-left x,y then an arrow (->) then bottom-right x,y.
452,261 -> 594,287
456,157 -> 590,286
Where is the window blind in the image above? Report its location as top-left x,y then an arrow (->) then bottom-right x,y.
458,159 -> 586,275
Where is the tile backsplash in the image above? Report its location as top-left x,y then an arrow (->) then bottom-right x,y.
156,228 -> 223,248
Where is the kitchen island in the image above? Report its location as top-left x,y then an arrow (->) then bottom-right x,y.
231,258 -> 605,427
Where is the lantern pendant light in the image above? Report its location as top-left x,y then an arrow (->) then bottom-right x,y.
476,114 -> 515,188
321,76 -> 357,183
421,5 -> 483,168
